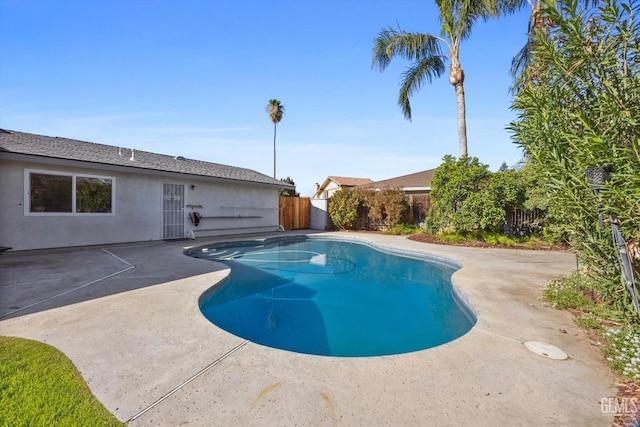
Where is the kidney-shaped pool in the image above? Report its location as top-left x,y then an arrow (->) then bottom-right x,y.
187,237 -> 476,357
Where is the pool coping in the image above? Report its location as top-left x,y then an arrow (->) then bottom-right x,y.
0,231 -> 618,426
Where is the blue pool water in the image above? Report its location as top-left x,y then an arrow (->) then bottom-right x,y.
190,237 -> 475,357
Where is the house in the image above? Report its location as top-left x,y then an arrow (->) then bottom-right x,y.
0,129 -> 294,251
312,176 -> 373,199
360,169 -> 435,195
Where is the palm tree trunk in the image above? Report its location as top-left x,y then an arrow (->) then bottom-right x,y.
273,123 -> 277,179
455,81 -> 468,157
449,54 -> 468,157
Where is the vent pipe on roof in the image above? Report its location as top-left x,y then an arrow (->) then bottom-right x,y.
118,147 -> 122,156
130,148 -> 135,161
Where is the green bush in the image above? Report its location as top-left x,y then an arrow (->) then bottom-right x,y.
328,188 -> 362,230
428,156 -> 542,236
386,223 -> 424,235
362,188 -> 408,230
429,155 -> 492,233
509,0 -> 640,317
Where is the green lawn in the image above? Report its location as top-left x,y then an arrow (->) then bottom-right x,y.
0,336 -> 123,426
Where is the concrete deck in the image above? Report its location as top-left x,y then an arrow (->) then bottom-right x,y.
0,232 -> 617,426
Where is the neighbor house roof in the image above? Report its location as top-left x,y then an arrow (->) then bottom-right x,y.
326,176 -> 374,187
313,176 -> 373,198
361,169 -> 435,192
0,129 -> 293,188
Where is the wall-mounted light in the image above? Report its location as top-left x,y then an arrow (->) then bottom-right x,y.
191,185 -> 196,190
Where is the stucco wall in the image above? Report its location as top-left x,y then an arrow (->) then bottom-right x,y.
310,198 -> 330,230
186,179 -> 279,238
0,159 -> 279,251
324,181 -> 341,199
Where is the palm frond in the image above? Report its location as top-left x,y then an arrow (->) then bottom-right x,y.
398,56 -> 447,120
497,0 -> 530,15
266,99 -> 285,124
438,0 -> 501,43
510,42 -> 531,81
372,27 -> 442,71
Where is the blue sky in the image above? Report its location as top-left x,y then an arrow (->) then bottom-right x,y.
0,0 -> 531,196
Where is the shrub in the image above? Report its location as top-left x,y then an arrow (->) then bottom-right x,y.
509,0 -> 640,318
386,223 -> 424,235
362,188 -> 408,230
429,155 -> 492,233
328,188 -> 361,230
428,156 -> 541,236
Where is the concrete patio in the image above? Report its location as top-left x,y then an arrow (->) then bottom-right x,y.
0,231 -> 617,426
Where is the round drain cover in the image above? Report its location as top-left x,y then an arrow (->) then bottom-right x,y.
524,341 -> 568,360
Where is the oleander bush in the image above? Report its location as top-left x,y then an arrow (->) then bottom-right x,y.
509,0 -> 640,318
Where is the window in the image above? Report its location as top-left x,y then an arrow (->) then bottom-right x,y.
30,173 -> 72,212
26,170 -> 115,215
76,176 -> 113,213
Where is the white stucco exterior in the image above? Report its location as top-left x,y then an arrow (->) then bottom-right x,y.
0,157 -> 280,251
310,198 -> 330,231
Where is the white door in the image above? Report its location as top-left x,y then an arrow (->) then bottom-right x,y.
162,183 -> 185,239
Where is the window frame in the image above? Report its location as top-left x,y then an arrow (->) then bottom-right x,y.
24,169 -> 116,216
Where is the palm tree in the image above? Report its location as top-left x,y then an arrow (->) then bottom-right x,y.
266,99 -> 285,179
372,0 -> 498,157
502,0 -> 598,88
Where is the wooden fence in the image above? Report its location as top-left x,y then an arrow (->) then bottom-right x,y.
279,197 -> 310,230
406,194 -> 430,225
503,208 -> 545,236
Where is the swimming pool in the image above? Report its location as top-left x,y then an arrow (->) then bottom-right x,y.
189,237 -> 475,357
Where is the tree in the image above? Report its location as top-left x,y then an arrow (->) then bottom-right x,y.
508,0 -> 640,315
428,155 -> 494,232
428,155 -> 537,234
371,0 -> 498,157
279,176 -> 299,197
500,0 -> 599,89
266,99 -> 285,179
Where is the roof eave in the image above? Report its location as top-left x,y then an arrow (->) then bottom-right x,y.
1,151 -> 292,189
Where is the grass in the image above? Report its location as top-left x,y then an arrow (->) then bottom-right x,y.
385,223 -> 426,235
0,336 -> 124,426
541,273 -> 640,381
439,231 -> 551,248
603,326 -> 640,380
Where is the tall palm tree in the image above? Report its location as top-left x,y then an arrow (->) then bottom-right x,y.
266,99 -> 285,179
372,0 -> 498,157
502,0 -> 598,88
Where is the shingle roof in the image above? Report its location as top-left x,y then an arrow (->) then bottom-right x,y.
361,169 -> 435,190
313,176 -> 373,198
327,176 -> 373,187
0,129 -> 293,188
